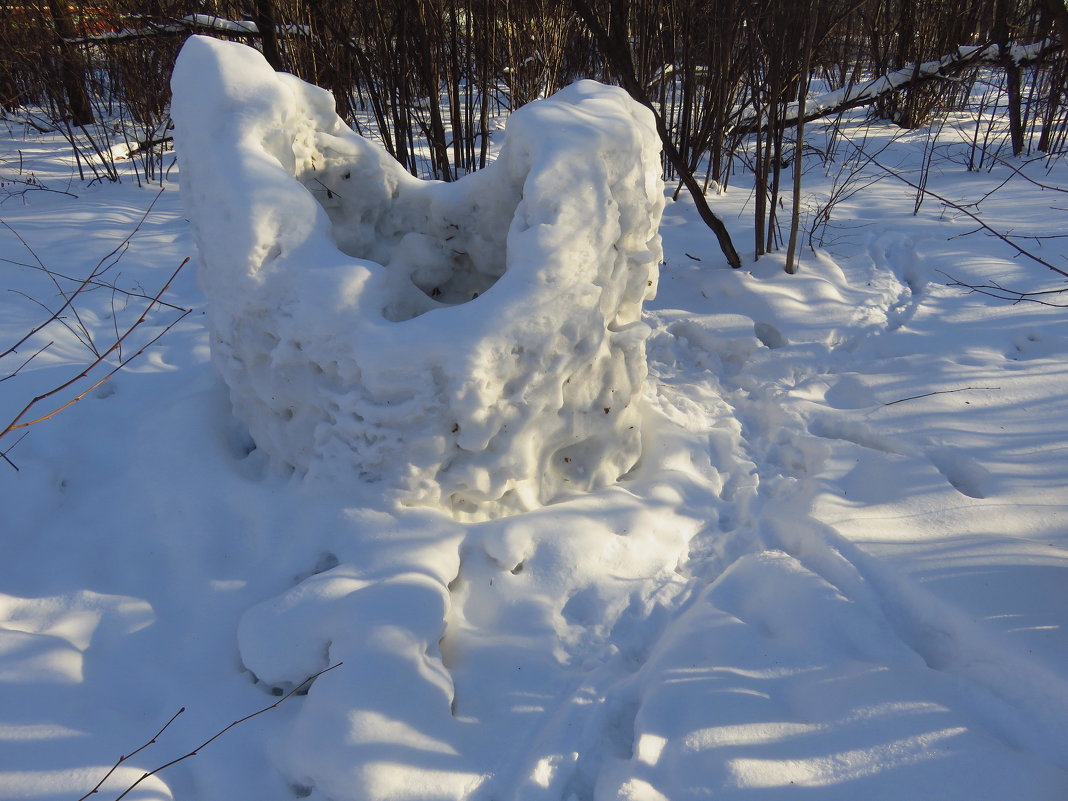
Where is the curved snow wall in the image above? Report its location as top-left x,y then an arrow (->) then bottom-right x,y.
172,36 -> 665,519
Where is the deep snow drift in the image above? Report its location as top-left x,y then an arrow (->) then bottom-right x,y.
2,40 -> 1068,801
172,37 -> 664,519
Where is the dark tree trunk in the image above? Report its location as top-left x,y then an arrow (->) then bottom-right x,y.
1037,0 -> 1068,44
995,0 -> 1024,155
569,0 -> 742,269
0,57 -> 18,111
252,0 -> 283,71
0,8 -> 18,110
45,0 -> 93,125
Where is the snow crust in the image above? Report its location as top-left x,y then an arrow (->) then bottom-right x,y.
171,36 -> 664,519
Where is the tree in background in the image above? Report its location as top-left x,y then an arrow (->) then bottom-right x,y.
0,0 -> 1063,263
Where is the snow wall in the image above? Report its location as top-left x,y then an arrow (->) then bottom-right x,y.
171,36 -> 665,519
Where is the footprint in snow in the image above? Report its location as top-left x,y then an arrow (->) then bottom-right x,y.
93,381 -> 118,399
866,232 -> 928,332
754,321 -> 788,350
926,445 -> 994,499
1005,330 -> 1063,362
822,373 -> 879,410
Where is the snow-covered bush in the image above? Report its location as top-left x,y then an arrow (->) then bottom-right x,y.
171,36 -> 664,519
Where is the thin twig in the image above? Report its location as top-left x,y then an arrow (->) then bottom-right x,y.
110,283 -> 123,362
0,340 -> 54,383
841,133 -> 1068,279
75,708 -> 186,801
983,150 -> 1068,194
884,386 -> 1000,406
0,430 -> 29,470
107,663 -> 343,801
90,189 -> 167,279
7,288 -> 94,353
0,177 -> 80,203
0,188 -> 170,358
0,257 -> 188,312
939,271 -> 1068,306
0,219 -> 96,356
0,191 -> 187,468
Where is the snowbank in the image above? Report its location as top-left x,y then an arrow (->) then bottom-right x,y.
171,36 -> 664,519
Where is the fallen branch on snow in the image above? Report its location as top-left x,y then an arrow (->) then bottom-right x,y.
884,387 -> 1000,406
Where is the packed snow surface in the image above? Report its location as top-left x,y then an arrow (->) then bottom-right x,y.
172,37 -> 663,520
2,41 -> 1068,801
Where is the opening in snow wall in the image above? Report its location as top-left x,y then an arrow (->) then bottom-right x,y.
171,36 -> 665,519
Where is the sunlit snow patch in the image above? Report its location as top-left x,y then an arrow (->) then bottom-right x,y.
171,36 -> 664,519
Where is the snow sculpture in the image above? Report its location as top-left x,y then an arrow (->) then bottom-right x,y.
172,36 -> 664,518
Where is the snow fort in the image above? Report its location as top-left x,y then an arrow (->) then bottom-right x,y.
172,36 -> 665,519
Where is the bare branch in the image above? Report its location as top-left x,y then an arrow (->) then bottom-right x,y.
75,708 -> 186,801
840,134 -> 1068,280
939,271 -> 1068,307
568,0 -> 742,268
0,340 -> 54,383
0,257 -> 188,313
978,151 -> 1068,195
103,663 -> 343,801
0,174 -> 79,203
1,189 -> 168,361
0,259 -> 190,444
0,430 -> 29,471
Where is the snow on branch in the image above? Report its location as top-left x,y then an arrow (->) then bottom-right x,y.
734,38 -> 1062,135
63,14 -> 308,45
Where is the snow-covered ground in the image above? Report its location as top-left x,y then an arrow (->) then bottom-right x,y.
2,58 -> 1067,801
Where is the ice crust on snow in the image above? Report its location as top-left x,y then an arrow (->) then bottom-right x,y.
171,36 -> 664,519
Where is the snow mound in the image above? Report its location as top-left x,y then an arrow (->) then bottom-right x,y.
171,36 -> 664,519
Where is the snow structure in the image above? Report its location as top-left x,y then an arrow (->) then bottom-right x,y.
171,36 -> 664,519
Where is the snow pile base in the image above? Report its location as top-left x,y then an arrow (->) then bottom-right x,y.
171,36 -> 664,518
